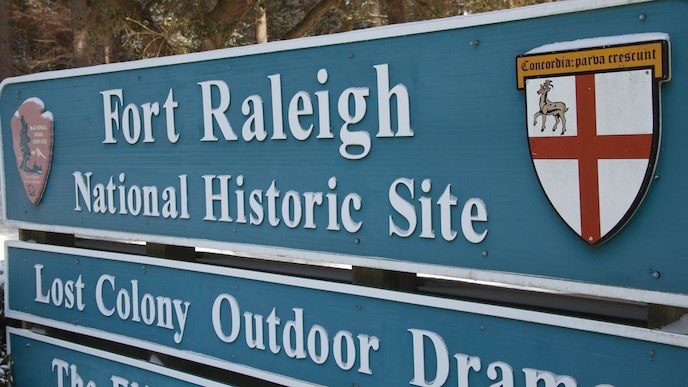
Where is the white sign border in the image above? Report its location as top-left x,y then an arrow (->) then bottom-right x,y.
0,0 -> 654,92
6,240 -> 688,351
7,327 -> 233,387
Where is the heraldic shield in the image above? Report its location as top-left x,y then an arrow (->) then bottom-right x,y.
516,35 -> 670,246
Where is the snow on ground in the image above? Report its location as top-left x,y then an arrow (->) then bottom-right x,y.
661,313 -> 688,335
0,225 -> 17,261
0,225 -> 17,287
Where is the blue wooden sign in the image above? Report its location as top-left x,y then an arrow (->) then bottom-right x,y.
2,0 -> 688,303
7,328 -> 227,386
6,242 -> 688,386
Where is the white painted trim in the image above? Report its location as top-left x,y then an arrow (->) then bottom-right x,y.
526,32 -> 669,53
1,0 -> 676,308
0,103 -> 7,224
6,318 -> 320,387
0,0 -> 652,93
5,222 -> 688,308
6,327 -> 232,387
7,241 -> 688,350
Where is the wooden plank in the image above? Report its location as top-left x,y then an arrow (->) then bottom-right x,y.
648,304 -> 688,329
19,229 -> 74,247
7,328 -> 228,387
352,267 -> 416,291
146,242 -> 195,261
1,1 -> 687,303
7,241 -> 688,386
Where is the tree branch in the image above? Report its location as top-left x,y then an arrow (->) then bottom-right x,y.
0,0 -> 11,79
411,0 -> 440,18
386,0 -> 406,24
208,0 -> 255,25
282,0 -> 338,40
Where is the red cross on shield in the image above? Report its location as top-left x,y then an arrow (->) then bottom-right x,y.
525,70 -> 660,245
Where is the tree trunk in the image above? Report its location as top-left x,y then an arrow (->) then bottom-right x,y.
70,0 -> 93,67
199,0 -> 255,50
386,0 -> 406,24
256,4 -> 267,43
208,0 -> 254,24
370,0 -> 383,27
282,0 -> 338,40
0,0 -> 11,79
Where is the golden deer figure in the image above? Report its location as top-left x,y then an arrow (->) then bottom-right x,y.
533,80 -> 568,135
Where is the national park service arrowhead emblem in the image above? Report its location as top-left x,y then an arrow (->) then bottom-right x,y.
516,34 -> 670,246
11,98 -> 54,205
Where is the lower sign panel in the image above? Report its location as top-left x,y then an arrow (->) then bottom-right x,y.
6,241 -> 688,385
6,328 -> 225,386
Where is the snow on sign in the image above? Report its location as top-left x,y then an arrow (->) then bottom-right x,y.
516,36 -> 669,246
1,0 -> 688,302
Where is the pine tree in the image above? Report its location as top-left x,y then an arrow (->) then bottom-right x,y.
19,115 -> 30,172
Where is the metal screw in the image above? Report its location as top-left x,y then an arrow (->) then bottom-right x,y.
652,271 -> 661,279
354,238 -> 360,244
356,304 -> 363,311
649,350 -> 655,358
482,250 -> 488,257
639,13 -> 646,21
480,325 -> 485,331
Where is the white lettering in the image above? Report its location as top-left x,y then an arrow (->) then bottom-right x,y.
409,328 -> 449,387
389,178 -> 488,243
212,293 -> 241,343
523,369 -> 577,387
95,274 -> 190,343
52,359 -> 96,387
211,296 -> 379,375
34,265 -> 85,311
198,80 -> 237,141
73,172 -> 189,219
201,175 -> 362,234
100,88 -> 178,144
374,63 -> 413,138
195,64 -> 413,160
